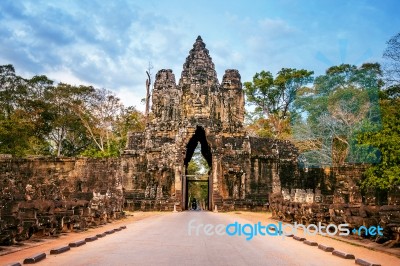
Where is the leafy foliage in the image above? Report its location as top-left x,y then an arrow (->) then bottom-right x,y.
187,145 -> 209,175
187,145 -> 209,209
383,32 -> 400,85
244,68 -> 313,138
291,63 -> 383,167
358,88 -> 400,189
0,64 -> 145,157
357,32 -> 400,189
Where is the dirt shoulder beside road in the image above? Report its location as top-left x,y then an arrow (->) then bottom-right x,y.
0,212 -> 165,265
223,211 -> 400,266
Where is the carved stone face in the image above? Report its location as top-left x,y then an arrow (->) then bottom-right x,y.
306,194 -> 314,203
315,195 -> 322,203
283,194 -> 291,201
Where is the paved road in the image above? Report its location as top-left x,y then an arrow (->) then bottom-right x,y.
41,212 -> 355,266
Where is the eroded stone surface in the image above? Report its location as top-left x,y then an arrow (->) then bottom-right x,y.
122,36 -> 297,212
0,157 -> 124,245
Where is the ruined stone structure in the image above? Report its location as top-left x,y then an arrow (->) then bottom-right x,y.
122,36 -> 298,211
121,36 -> 400,245
1,36 -> 399,246
0,157 -> 124,245
270,165 -> 400,246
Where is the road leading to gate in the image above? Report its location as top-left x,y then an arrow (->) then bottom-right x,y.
40,212 -> 358,266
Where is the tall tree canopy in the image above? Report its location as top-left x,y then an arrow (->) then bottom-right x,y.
383,32 -> 400,85
244,68 -> 313,138
291,63 -> 383,167
358,90 -> 400,190
356,33 -> 400,190
0,64 -> 144,157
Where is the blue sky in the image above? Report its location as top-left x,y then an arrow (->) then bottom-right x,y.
1,0 -> 399,110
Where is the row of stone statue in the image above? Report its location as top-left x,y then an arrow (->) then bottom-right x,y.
282,188 -> 323,203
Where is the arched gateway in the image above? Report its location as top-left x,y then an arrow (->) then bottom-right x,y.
122,36 -> 298,211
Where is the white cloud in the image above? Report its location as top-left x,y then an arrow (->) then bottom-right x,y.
46,68 -> 92,86
0,0 -> 194,108
116,87 -> 146,112
0,0 -> 396,110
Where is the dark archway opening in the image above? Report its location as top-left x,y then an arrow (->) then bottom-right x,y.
183,126 -> 212,210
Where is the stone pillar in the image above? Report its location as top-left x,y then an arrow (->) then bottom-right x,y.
271,162 -> 281,194
174,164 -> 182,211
211,154 -> 223,210
241,172 -> 246,199
254,159 -> 259,183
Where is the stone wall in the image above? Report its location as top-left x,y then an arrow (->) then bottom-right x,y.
269,165 -> 400,246
2,155 -> 397,245
1,155 -> 398,243
0,156 -> 123,245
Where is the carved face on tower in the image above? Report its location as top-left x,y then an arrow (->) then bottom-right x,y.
179,36 -> 219,120
150,36 -> 244,130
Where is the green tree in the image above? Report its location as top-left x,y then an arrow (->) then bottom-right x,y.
0,64 -> 144,158
46,83 -> 95,156
244,71 -> 274,117
244,68 -> 313,138
358,40 -> 400,190
383,32 -> 400,85
292,63 -> 382,167
187,145 -> 210,209
187,160 -> 200,175
25,75 -> 57,154
187,145 -> 209,175
359,94 -> 400,190
274,68 -> 314,119
114,106 -> 145,152
0,66 -> 55,155
77,88 -> 123,157
0,65 -> 27,155
78,88 -> 145,158
0,65 -> 23,118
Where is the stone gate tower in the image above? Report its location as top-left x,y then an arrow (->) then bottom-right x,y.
122,36 -> 298,211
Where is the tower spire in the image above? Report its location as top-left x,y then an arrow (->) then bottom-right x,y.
179,36 -> 218,86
